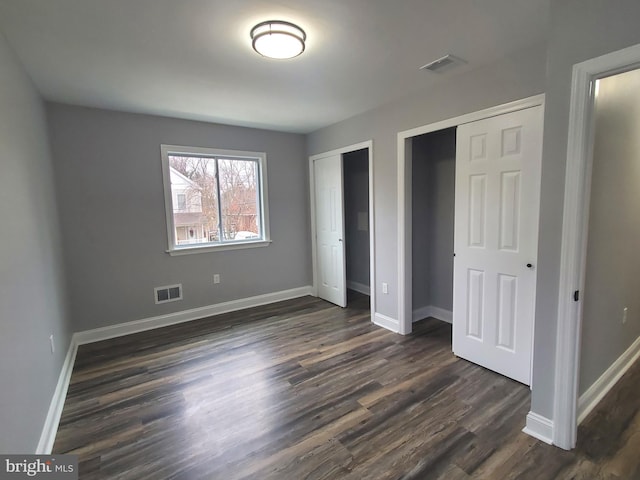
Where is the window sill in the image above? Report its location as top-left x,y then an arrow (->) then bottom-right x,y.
167,239 -> 272,256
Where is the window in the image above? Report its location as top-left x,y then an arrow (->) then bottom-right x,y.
176,193 -> 187,211
161,145 -> 270,254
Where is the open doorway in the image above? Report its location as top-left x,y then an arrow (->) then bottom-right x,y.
577,67 -> 640,423
343,148 -> 371,302
411,128 -> 456,325
553,44 -> 640,450
309,142 -> 375,316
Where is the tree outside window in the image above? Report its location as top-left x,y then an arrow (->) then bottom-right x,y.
162,146 -> 267,253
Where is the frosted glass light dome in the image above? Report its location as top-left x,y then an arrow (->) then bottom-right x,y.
251,21 -> 306,59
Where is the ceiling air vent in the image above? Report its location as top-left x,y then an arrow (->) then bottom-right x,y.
420,54 -> 466,73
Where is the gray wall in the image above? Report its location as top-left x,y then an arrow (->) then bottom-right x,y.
308,43 -> 546,318
0,34 -> 71,453
531,0 -> 640,419
579,69 -> 640,395
343,149 -> 370,290
46,104 -> 311,332
411,129 -> 456,313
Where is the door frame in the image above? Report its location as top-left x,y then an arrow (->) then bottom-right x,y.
553,43 -> 640,450
397,94 -> 545,335
309,141 -> 375,317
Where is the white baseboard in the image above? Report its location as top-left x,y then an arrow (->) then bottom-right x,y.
36,336 -> 78,454
75,286 -> 314,345
523,411 -> 554,445
346,280 -> 370,296
577,334 -> 640,425
413,305 -> 432,323
373,312 -> 400,333
412,305 -> 453,324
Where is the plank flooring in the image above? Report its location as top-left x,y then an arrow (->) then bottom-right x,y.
53,292 -> 640,479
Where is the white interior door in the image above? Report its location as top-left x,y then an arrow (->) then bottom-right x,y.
453,105 -> 543,385
314,155 -> 346,307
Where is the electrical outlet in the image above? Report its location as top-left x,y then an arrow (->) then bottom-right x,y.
382,282 -> 388,294
49,334 -> 55,354
623,307 -> 628,324
213,274 -> 221,284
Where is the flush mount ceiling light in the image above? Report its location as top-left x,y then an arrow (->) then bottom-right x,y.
250,20 -> 306,59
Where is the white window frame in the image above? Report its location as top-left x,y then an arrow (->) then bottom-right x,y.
160,144 -> 271,255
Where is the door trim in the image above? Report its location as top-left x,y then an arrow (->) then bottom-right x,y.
309,141 -> 375,317
397,94 -> 545,335
553,43 -> 640,450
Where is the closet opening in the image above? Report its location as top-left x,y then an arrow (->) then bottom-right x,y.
410,128 -> 457,326
309,141 -> 374,315
343,148 -> 371,305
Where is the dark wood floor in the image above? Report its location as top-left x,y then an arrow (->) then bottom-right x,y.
53,292 -> 640,479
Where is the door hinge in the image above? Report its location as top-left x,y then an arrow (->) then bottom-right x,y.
573,290 -> 580,302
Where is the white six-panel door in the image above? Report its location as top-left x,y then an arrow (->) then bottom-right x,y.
453,106 -> 543,385
313,155 -> 347,307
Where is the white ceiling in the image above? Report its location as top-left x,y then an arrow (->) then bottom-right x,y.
0,0 -> 549,133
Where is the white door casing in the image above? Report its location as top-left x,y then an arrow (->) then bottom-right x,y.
313,154 -> 347,307
453,105 -> 543,385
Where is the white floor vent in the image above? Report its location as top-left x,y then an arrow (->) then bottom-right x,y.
154,284 -> 183,304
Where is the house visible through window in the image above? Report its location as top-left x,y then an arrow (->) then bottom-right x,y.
161,145 -> 270,254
